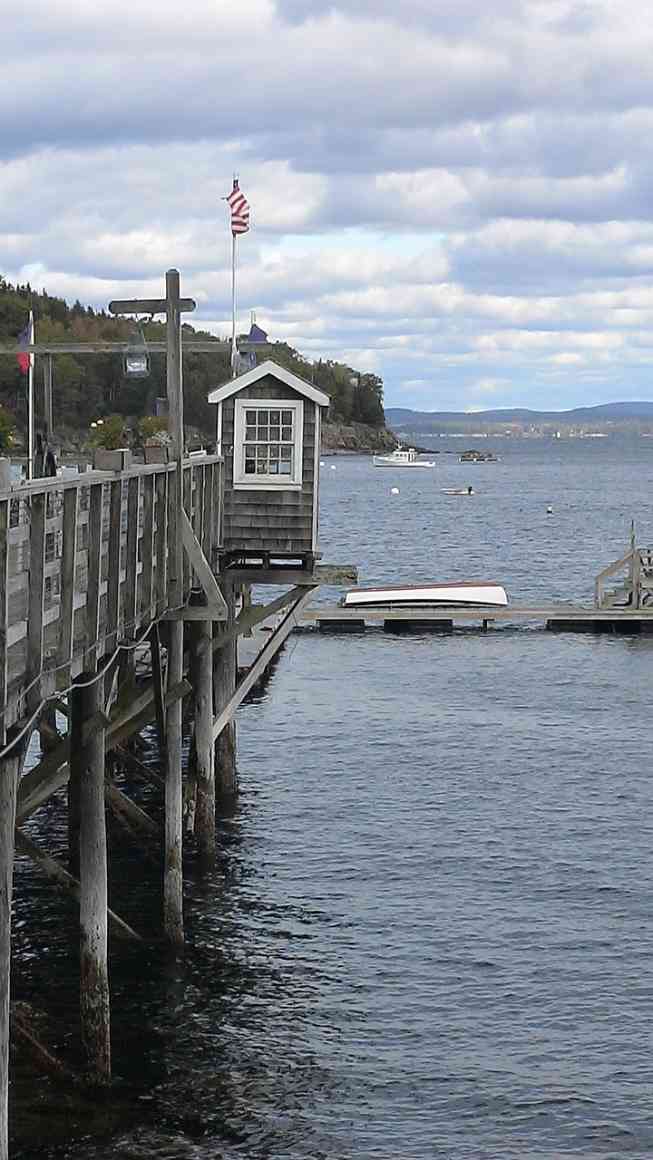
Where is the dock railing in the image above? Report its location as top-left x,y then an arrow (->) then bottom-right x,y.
594,545 -> 653,610
0,454 -> 223,736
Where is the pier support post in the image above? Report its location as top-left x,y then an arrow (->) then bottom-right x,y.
164,620 -> 185,948
74,672 -> 111,1084
213,581 -> 237,799
191,609 -> 215,865
39,703 -> 59,754
0,747 -> 20,1160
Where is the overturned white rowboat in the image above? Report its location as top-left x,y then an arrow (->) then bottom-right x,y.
342,581 -> 509,609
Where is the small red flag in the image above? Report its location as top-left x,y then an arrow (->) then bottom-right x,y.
17,311 -> 34,375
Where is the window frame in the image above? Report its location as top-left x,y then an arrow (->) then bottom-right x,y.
233,397 -> 304,490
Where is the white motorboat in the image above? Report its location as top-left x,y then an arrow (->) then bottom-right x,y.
373,447 -> 436,468
441,487 -> 474,495
341,582 -> 509,609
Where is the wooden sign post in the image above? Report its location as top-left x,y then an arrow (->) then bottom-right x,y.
110,270 -> 195,947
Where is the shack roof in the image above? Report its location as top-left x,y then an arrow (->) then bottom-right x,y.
207,359 -> 330,408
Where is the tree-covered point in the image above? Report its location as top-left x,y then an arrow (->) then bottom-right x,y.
0,276 -> 385,439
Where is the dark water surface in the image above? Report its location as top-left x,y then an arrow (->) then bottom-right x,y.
12,438 -> 653,1158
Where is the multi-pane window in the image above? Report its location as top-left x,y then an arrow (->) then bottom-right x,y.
243,407 -> 295,476
234,398 -> 303,487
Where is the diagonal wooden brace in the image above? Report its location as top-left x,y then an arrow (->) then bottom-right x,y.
211,587 -> 316,743
180,511 -> 228,619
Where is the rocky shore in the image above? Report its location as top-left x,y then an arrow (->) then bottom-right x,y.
321,420 -> 397,453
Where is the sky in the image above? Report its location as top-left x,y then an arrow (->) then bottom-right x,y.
4,0 -> 653,411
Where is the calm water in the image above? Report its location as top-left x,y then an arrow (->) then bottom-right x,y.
12,437 -> 653,1159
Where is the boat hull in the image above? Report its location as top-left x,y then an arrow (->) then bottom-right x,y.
373,458 -> 436,467
342,582 -> 508,609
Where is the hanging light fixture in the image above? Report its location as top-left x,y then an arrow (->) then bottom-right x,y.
124,320 -> 150,378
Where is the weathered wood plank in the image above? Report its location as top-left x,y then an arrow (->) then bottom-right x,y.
123,476 -> 140,635
27,494 -> 46,711
106,480 -> 123,653
0,502 -> 9,744
155,471 -> 168,615
57,489 -> 79,681
181,512 -> 227,618
85,484 -> 103,665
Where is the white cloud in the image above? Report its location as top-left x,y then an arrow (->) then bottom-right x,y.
4,0 -> 653,409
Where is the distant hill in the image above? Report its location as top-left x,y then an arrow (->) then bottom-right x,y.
386,401 -> 653,432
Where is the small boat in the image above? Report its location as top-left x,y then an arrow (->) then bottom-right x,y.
459,449 -> 499,463
373,446 -> 436,468
341,581 -> 508,609
441,486 -> 474,495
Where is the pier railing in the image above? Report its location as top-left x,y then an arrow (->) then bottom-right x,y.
594,545 -> 653,610
0,454 -> 223,734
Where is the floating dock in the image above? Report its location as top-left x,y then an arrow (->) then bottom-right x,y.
302,604 -> 653,633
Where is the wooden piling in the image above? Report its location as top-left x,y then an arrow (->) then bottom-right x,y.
73,672 -> 111,1084
213,581 -> 237,799
38,703 -> 59,753
163,268 -> 185,949
190,610 -> 215,864
0,749 -> 19,1160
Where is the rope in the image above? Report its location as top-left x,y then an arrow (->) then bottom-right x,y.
0,600 -> 186,761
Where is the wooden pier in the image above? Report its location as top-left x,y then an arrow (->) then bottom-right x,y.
0,272 -> 346,1158
3,267 -> 653,1158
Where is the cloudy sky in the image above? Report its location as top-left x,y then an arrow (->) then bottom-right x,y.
4,0 -> 653,411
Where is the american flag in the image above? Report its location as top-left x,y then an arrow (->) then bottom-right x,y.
227,178 -> 250,236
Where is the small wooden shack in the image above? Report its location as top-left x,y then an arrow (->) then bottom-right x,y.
208,359 -> 329,569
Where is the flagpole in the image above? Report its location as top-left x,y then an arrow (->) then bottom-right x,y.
231,230 -> 237,377
27,312 -> 34,481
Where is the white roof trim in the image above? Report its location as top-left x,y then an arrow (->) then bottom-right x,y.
207,359 -> 330,408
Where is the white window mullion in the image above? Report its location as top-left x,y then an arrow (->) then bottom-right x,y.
234,398 -> 303,489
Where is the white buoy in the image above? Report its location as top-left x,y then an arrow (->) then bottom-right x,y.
391,487 -> 400,495
330,464 -> 336,470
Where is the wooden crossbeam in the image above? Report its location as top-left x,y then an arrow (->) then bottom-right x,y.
16,676 -> 191,823
220,565 -> 354,586
212,586 -> 307,652
211,587 -> 317,743
14,829 -> 140,941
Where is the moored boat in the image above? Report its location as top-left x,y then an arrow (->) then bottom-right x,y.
373,446 -> 436,468
458,448 -> 499,463
341,581 -> 508,608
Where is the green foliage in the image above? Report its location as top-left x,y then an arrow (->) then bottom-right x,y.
0,405 -> 14,451
89,414 -> 128,449
137,415 -> 169,444
0,275 -> 388,443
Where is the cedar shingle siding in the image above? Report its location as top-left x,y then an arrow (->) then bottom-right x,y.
222,377 -> 316,554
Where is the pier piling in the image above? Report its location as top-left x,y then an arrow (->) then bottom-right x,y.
191,605 -> 216,865
213,582 -> 237,800
0,747 -> 19,1160
74,672 -> 111,1085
